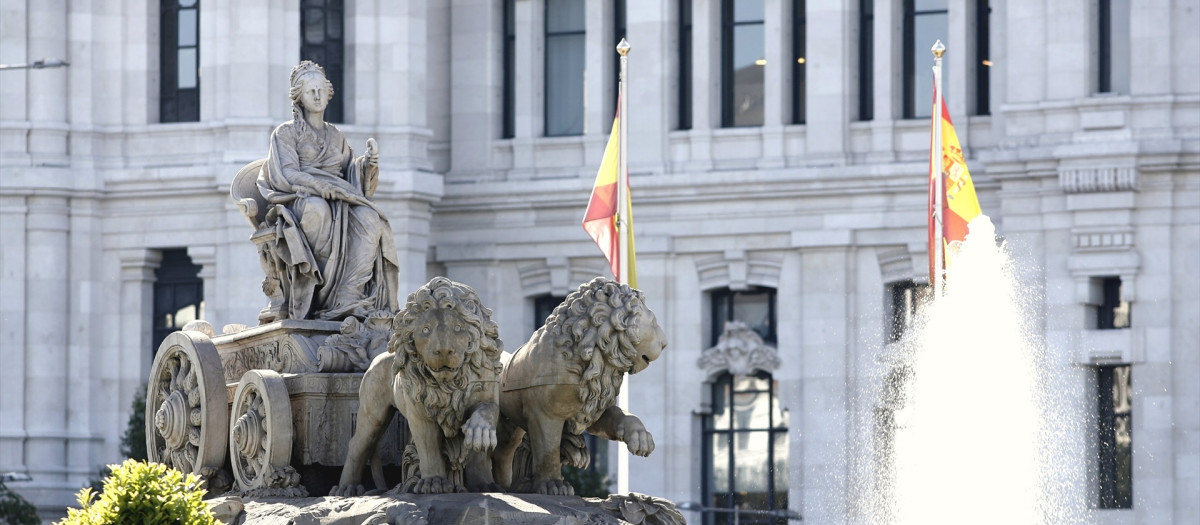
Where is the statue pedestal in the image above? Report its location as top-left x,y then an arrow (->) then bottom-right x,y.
209,492 -> 684,525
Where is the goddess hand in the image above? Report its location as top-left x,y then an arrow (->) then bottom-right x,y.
365,138 -> 379,168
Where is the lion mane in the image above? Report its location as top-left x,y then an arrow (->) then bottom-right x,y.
544,277 -> 649,435
388,277 -> 503,437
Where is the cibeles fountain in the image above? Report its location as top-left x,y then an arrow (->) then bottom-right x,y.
860,215 -> 1093,524
144,61 -> 684,525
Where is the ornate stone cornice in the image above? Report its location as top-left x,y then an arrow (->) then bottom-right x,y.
697,321 -> 781,377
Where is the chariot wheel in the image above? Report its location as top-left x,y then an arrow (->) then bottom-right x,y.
229,369 -> 294,491
146,330 -> 229,476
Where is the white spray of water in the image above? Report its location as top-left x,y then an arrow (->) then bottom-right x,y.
878,215 -> 1090,524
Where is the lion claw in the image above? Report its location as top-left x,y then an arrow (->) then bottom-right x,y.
329,484 -> 365,497
533,479 -> 575,496
411,476 -> 460,494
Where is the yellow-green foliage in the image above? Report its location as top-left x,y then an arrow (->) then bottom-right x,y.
58,459 -> 217,525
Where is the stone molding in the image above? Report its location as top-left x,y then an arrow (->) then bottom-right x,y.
697,321 -> 781,377
697,251 -> 783,291
518,258 -> 608,297
1058,166 -> 1138,193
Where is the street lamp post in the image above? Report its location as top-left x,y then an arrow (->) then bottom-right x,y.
0,58 -> 70,70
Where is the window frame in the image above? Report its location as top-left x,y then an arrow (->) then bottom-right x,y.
159,0 -> 201,123
502,0 -> 516,138
974,0 -> 991,115
152,249 -> 204,356
678,0 -> 693,130
791,0 -> 806,125
1096,364 -> 1133,509
720,0 -> 766,128
858,0 -> 874,121
543,0 -> 587,137
710,286 -> 777,347
702,370 -> 789,525
902,0 -> 948,119
299,0 -> 345,123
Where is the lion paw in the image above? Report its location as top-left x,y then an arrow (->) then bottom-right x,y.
329,484 -> 365,497
533,478 -> 575,496
462,414 -> 497,452
411,476 -> 460,494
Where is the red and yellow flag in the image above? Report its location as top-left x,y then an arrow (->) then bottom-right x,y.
929,84 -> 982,284
583,110 -> 637,287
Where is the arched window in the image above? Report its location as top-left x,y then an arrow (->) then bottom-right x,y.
703,370 -> 789,524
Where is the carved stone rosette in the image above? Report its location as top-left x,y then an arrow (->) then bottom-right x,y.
146,331 -> 230,478
697,321 -> 781,377
229,370 -> 300,492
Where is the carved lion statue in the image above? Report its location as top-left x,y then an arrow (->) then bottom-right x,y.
331,277 -> 504,495
493,277 -> 668,495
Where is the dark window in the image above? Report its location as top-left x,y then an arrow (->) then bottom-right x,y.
532,294 -> 565,331
545,0 -> 586,136
160,0 -> 200,123
502,0 -> 516,138
721,0 -> 764,127
1096,0 -> 1130,94
702,371 -> 789,525
1097,364 -> 1133,509
903,0 -> 948,119
1097,277 -> 1131,329
975,0 -> 991,115
791,0 -> 806,124
679,0 -> 693,130
711,287 -> 776,346
300,0 -> 345,123
858,0 -> 874,121
1097,0 -> 1111,93
613,0 -> 626,117
153,249 -> 204,356
888,280 -> 929,342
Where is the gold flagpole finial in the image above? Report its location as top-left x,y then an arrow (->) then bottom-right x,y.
617,38 -> 631,56
931,40 -> 946,59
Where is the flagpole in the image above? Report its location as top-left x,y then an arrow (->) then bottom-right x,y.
615,37 -> 631,496
931,40 -> 946,298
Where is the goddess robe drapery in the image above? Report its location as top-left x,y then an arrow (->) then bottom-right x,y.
258,120 -> 400,321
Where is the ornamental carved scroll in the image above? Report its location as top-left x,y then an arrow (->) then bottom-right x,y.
697,321 -> 781,377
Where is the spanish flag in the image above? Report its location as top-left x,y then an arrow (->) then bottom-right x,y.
929,84 -> 982,285
583,108 -> 637,287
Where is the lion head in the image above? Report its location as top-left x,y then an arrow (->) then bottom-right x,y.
389,277 -> 504,437
544,277 -> 668,434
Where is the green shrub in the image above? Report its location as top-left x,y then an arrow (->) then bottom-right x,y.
120,387 -> 148,462
562,465 -> 612,498
0,479 -> 40,525
59,459 -> 216,525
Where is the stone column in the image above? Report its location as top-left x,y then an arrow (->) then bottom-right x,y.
686,0 -> 720,170
625,0 -> 671,173
187,245 -> 218,326
23,195 -> 71,500
805,0 -> 850,163
117,250 -> 161,441
0,196 -> 28,475
797,247 -> 853,523
583,0 -> 614,157
512,0 -> 541,173
66,197 -> 101,487
448,0 -> 504,176
758,0 -> 791,169
867,0 -> 899,162
27,0 -> 68,166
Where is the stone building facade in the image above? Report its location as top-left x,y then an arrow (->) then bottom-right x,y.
1,0 -> 1196,523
